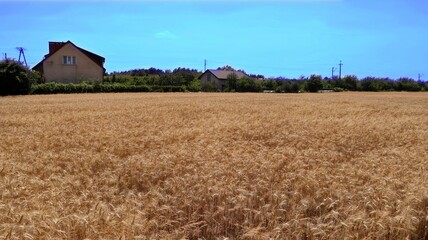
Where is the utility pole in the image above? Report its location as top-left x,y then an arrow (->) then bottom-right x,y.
16,47 -> 28,67
204,59 -> 207,72
331,67 -> 336,79
418,73 -> 423,81
338,60 -> 343,79
3,53 -> 6,60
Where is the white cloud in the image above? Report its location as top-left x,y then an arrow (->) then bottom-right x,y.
154,30 -> 178,40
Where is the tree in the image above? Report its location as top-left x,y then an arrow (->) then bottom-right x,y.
396,78 -> 421,92
0,59 -> 37,95
226,73 -> 238,91
305,74 -> 323,92
249,74 -> 265,79
342,75 -> 358,91
172,68 -> 198,86
159,74 -> 174,86
201,81 -> 217,92
360,77 -> 394,91
188,79 -> 201,92
217,65 -> 236,71
360,77 -> 378,91
236,76 -> 262,92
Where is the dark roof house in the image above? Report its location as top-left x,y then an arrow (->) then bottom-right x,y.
198,69 -> 248,90
33,41 -> 105,83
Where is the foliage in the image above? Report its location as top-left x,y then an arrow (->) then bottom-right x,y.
0,59 -> 40,95
305,74 -> 323,92
330,75 -> 358,91
217,65 -> 236,71
235,77 -> 262,92
110,67 -> 165,76
105,67 -> 200,90
333,87 -> 345,92
187,79 -> 201,92
31,82 -> 155,94
265,75 -> 428,92
217,65 -> 248,75
225,73 -> 238,92
359,77 -> 395,91
395,78 -> 422,92
261,80 -> 278,91
173,67 -> 199,86
26,65 -> 428,94
201,81 -> 217,92
152,85 -> 187,92
275,80 -> 300,93
248,73 -> 265,79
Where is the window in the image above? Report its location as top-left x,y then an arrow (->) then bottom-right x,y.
63,56 -> 76,65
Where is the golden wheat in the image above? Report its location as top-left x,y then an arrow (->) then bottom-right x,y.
0,92 -> 427,239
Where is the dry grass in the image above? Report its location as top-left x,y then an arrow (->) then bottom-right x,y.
0,92 -> 427,239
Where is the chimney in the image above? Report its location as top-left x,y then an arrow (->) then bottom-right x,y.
49,42 -> 65,54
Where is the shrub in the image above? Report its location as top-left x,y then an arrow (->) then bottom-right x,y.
0,60 -> 37,95
225,73 -> 238,92
360,77 -> 395,91
305,75 -> 323,92
188,79 -> 201,92
396,78 -> 421,92
201,81 -> 217,92
342,75 -> 358,91
278,81 -> 300,93
333,87 -> 345,92
31,82 -> 175,94
236,77 -> 262,92
262,80 -> 278,91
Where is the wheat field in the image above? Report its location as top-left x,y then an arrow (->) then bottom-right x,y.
0,92 -> 427,239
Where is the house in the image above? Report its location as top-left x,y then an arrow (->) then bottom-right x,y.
32,41 -> 105,83
198,69 -> 247,90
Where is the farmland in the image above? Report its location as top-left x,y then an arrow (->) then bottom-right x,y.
0,92 -> 427,239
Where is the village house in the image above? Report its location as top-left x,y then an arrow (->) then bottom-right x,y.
198,69 -> 247,90
33,41 -> 105,83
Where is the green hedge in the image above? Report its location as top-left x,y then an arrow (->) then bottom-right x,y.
30,82 -> 189,95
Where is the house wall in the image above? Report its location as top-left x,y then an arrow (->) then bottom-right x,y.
42,43 -> 103,83
200,72 -> 226,90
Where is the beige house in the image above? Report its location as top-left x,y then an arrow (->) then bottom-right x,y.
33,41 -> 105,83
199,69 -> 247,90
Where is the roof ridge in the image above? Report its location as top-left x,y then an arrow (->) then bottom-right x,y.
32,41 -> 105,71
198,69 -> 247,80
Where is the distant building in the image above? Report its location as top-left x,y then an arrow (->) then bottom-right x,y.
198,69 -> 247,90
33,41 -> 105,83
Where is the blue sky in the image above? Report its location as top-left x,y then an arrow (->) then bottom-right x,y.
0,0 -> 427,79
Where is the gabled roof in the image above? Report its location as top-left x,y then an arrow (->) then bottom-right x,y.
32,40 -> 105,72
199,69 -> 247,80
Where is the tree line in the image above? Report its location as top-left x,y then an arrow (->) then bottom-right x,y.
108,67 -> 428,93
273,75 -> 427,93
0,60 -> 427,96
206,74 -> 427,93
